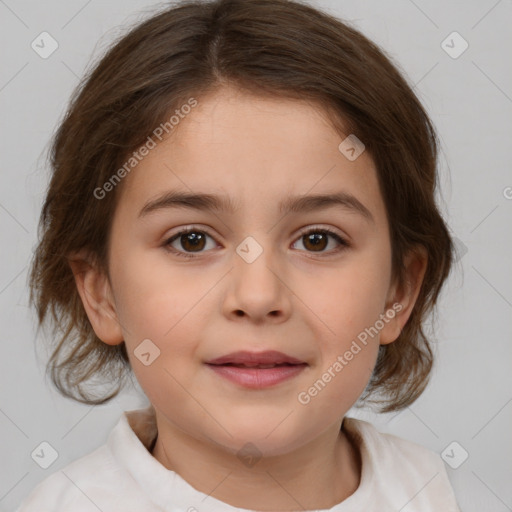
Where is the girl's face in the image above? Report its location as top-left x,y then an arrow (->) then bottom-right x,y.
81,86 -> 422,457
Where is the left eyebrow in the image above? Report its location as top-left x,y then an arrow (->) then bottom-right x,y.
138,190 -> 374,224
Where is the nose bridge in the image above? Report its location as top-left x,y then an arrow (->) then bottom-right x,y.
235,233 -> 280,294
226,233 -> 290,320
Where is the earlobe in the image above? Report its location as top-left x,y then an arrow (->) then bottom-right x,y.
68,251 -> 124,346
379,246 -> 428,345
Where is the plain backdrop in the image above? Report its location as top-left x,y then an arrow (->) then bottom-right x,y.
1,0 -> 511,510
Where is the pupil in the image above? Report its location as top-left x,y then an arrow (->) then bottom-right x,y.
305,233 -> 326,251
183,232 -> 205,251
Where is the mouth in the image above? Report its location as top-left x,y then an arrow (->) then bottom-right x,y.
205,350 -> 306,366
205,351 -> 308,388
213,362 -> 301,369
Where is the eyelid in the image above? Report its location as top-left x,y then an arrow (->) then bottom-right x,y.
165,224 -> 347,242
296,224 -> 348,240
165,224 -> 218,242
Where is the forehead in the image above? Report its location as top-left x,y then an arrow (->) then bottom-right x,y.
117,87 -> 386,226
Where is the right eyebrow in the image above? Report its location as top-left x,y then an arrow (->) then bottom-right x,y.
138,190 -> 239,217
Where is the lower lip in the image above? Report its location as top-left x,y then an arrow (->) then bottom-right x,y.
206,364 -> 307,389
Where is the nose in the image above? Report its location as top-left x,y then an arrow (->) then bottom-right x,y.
221,242 -> 292,324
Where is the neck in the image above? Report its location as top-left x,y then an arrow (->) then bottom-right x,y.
151,416 -> 361,511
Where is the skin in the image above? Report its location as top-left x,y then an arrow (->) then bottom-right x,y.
69,85 -> 427,511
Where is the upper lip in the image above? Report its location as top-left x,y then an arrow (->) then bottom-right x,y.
206,350 -> 306,366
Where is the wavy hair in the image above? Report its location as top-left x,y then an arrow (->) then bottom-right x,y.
29,0 -> 454,412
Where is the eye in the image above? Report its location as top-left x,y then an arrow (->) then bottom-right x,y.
163,226 -> 218,259
291,227 -> 349,255
163,225 -> 350,259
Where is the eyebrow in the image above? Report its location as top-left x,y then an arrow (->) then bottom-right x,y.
138,190 -> 374,223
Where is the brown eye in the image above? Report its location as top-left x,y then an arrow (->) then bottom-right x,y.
163,226 -> 349,260
292,228 -> 349,255
179,232 -> 206,252
302,232 -> 328,252
164,228 -> 217,258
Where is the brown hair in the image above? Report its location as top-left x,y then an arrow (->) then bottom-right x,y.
29,0 -> 454,412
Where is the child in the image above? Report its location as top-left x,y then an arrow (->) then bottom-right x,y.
17,0 -> 461,510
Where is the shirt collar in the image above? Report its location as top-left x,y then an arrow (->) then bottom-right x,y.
107,405 -> 373,511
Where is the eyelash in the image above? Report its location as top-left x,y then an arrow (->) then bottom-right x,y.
163,225 -> 350,259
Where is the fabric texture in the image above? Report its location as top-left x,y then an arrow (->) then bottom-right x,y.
15,405 -> 461,512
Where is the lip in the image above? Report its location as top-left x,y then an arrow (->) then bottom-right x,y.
205,350 -> 305,366
205,350 -> 307,389
207,364 -> 307,388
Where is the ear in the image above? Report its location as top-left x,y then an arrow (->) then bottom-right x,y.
379,246 -> 428,346
68,250 -> 124,346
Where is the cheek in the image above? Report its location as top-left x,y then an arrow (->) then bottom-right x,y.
115,257 -> 205,403
111,248 -> 210,339
301,256 -> 390,338
294,250 -> 389,403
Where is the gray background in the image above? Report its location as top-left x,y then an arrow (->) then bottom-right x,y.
1,0 -> 511,510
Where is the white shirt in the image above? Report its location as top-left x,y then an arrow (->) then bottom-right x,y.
15,405 -> 461,511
